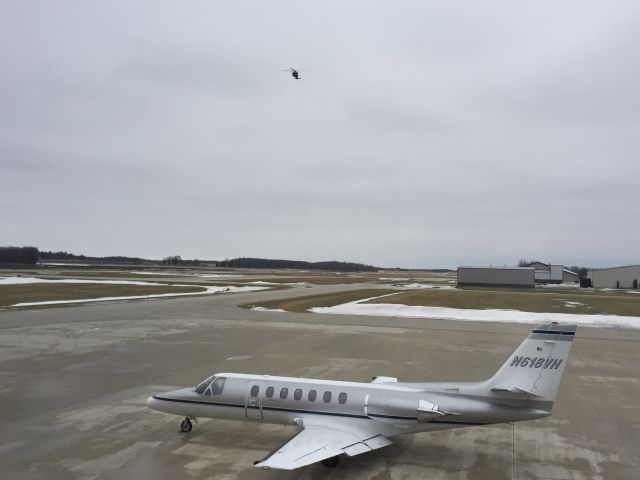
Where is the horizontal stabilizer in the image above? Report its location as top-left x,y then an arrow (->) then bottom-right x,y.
491,386 -> 541,397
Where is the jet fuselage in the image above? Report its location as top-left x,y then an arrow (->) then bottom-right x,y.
147,373 -> 548,437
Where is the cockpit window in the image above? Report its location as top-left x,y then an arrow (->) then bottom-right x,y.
195,375 -> 215,394
210,377 -> 226,395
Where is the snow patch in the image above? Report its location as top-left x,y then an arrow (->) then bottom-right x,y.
539,283 -> 582,289
9,285 -> 268,308
130,271 -> 246,278
563,301 -> 585,307
198,274 -> 245,278
246,281 -> 310,287
0,276 -> 166,286
398,283 -> 458,290
284,282 -> 312,287
309,297 -> 640,329
251,307 -> 287,313
129,271 -> 188,276
39,263 -> 91,266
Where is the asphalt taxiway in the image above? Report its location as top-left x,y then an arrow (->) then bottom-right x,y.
1,285 -> 638,479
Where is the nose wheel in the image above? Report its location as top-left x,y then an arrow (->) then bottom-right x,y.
180,417 -> 193,432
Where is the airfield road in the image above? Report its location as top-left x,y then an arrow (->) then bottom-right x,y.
1,284 -> 639,479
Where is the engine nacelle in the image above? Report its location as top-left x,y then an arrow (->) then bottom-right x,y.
370,376 -> 398,384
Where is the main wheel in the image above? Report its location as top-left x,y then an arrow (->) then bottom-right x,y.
321,456 -> 339,468
180,418 -> 192,432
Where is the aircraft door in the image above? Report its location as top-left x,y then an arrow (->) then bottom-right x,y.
245,382 -> 263,420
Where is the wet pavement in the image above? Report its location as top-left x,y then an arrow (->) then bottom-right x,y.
1,284 -> 638,479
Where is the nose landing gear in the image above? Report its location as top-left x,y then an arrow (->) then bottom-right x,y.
180,417 -> 193,432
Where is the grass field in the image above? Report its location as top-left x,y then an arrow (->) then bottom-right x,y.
249,285 -> 640,317
4,269 -> 382,285
24,270 -> 240,279
245,276 -> 375,285
244,289 -> 396,313
2,265 -> 456,288
0,284 -> 206,308
62,273 -> 372,284
368,287 -> 640,316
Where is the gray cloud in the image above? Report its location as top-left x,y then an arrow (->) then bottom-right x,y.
1,1 -> 639,268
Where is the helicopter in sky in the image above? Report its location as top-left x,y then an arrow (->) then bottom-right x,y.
284,67 -> 301,80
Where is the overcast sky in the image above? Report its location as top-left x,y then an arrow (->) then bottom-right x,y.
1,1 -> 639,268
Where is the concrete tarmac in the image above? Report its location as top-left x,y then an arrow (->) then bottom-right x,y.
1,284 -> 638,479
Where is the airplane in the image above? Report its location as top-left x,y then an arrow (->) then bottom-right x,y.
147,322 -> 576,470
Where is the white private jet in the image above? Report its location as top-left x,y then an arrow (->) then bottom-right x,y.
147,322 -> 576,469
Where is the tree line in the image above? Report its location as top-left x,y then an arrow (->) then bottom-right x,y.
160,255 -> 203,266
39,250 -> 149,264
1,247 -> 377,272
217,257 -> 378,272
0,246 -> 39,264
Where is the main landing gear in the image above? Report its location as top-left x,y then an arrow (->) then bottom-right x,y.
180,417 -> 193,433
321,455 -> 340,468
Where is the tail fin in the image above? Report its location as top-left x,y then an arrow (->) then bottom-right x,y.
488,323 -> 576,411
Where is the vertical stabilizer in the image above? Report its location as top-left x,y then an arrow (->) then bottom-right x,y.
488,323 -> 576,410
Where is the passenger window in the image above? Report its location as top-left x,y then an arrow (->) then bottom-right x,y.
323,391 -> 332,403
250,385 -> 259,397
294,389 -> 302,400
280,388 -> 288,399
308,390 -> 317,401
210,377 -> 226,395
266,386 -> 274,398
204,387 -> 212,396
338,392 -> 347,404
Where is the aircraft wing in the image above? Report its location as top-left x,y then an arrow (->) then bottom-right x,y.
254,421 -> 392,470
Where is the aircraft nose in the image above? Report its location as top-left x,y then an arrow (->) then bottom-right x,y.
146,388 -> 196,412
146,395 -> 159,410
